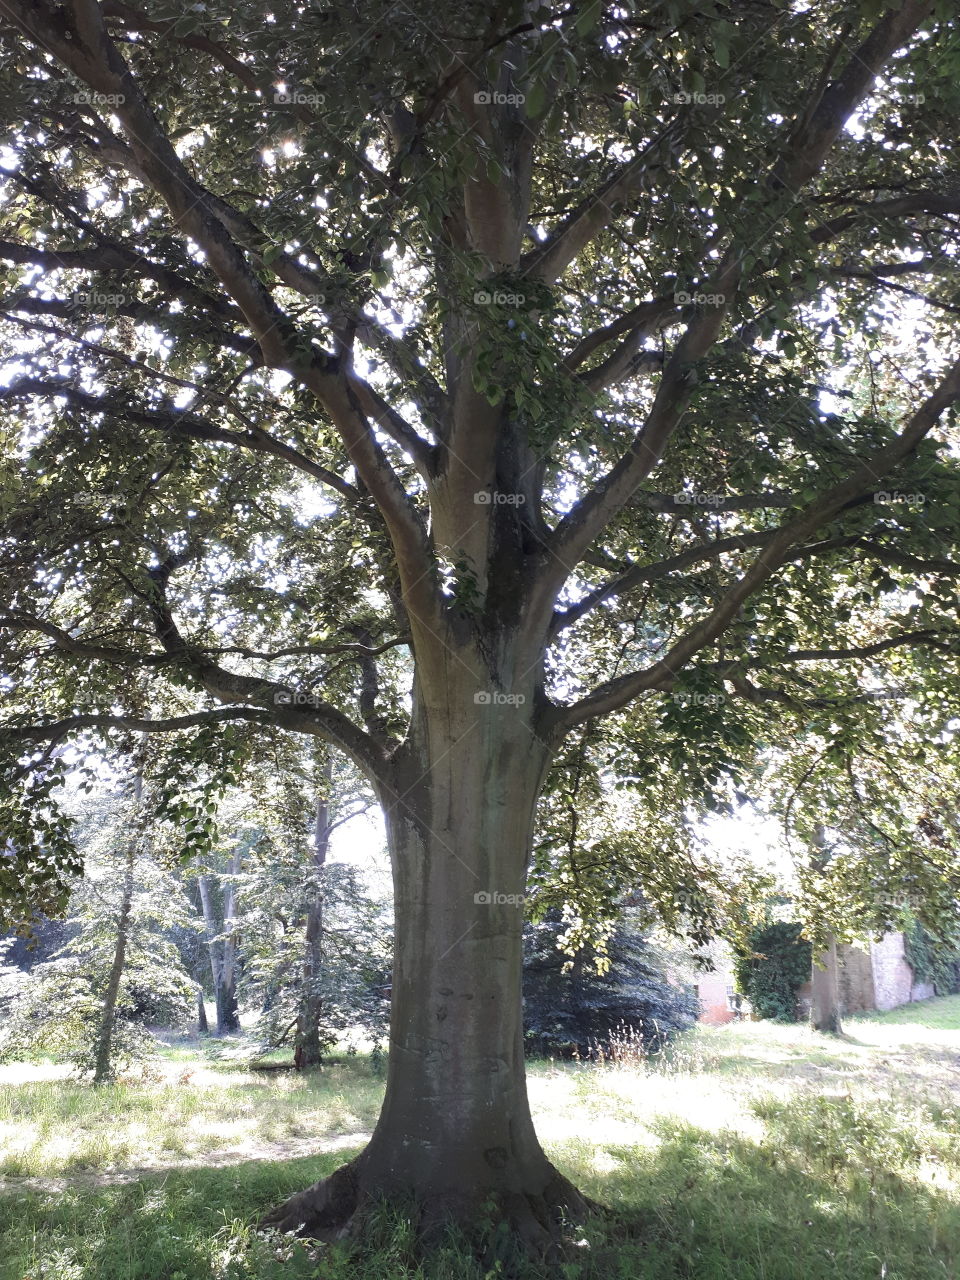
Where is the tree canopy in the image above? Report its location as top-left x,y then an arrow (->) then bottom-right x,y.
2,3 -> 959,927
2,0 -> 960,1247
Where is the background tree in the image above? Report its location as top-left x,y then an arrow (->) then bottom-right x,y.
0,783 -> 196,1079
195,842 -> 244,1035
754,719 -> 960,1031
523,910 -> 697,1058
3,0 -> 960,1251
241,854 -> 392,1065
808,825 -> 843,1034
232,743 -> 391,1063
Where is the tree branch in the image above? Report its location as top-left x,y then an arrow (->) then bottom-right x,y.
4,0 -> 443,633
562,299 -> 676,372
550,530 -> 775,641
539,2 -> 934,593
522,121 -> 686,283
779,630 -> 958,663
4,709 -> 279,747
552,350 -> 960,729
0,378 -> 362,506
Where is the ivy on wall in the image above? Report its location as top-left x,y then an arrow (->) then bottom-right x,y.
903,915 -> 960,996
734,922 -> 812,1023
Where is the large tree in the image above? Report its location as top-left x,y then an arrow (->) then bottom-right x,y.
2,0 -> 960,1250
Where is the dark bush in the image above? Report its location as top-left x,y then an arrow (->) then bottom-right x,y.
733,921 -> 811,1021
523,914 -> 697,1058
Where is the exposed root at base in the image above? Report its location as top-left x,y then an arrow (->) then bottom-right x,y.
259,1162 -> 360,1239
259,1158 -> 604,1262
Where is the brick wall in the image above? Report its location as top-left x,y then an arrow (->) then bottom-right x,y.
869,932 -> 933,1010
838,943 -> 876,1013
696,969 -> 736,1025
693,931 -> 935,1024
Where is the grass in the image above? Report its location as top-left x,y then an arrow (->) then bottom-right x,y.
1,999 -> 960,1278
0,1052 -> 383,1179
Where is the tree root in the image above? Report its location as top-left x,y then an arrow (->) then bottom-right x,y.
259,1157 -> 604,1262
259,1162 -> 360,1238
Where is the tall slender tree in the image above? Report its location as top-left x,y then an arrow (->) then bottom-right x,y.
197,845 -> 243,1035
0,778 -> 196,1079
91,772 -> 140,1081
3,0 -> 960,1248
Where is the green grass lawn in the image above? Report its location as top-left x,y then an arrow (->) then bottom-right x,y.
2,999 -> 960,1279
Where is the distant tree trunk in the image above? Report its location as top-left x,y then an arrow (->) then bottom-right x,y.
809,824 -> 842,1034
219,847 -> 242,1032
198,852 -> 242,1035
92,776 -> 140,1083
810,933 -> 843,1033
196,986 -> 209,1034
297,748 -> 333,1067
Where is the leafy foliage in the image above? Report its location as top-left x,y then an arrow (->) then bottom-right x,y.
0,1 -> 958,948
0,789 -> 196,1077
903,913 -> 960,996
522,912 -> 697,1057
733,921 -> 812,1023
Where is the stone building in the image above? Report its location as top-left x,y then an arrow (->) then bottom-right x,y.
695,932 -> 934,1025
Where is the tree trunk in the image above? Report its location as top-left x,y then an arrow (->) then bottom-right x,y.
196,986 -> 209,1034
218,846 -> 242,1032
92,778 -> 140,1084
810,933 -> 843,1034
809,826 -> 842,1034
297,750 -> 332,1067
198,860 -> 241,1035
264,684 -> 591,1248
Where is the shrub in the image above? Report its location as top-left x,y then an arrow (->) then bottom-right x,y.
733,921 -> 811,1022
522,913 -> 697,1058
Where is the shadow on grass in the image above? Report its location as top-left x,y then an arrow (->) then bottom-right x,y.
2,1117 -> 959,1280
0,1150 -> 355,1280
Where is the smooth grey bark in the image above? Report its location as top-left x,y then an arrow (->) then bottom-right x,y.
265,672 -> 590,1244
219,847 -> 241,1030
810,933 -> 843,1034
809,826 -> 843,1034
